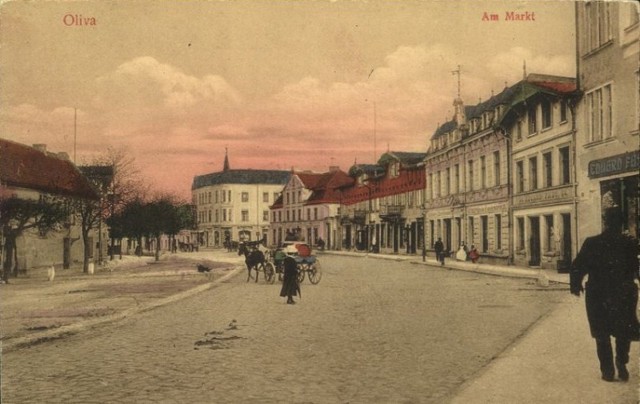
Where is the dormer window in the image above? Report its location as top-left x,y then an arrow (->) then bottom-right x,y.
389,162 -> 400,177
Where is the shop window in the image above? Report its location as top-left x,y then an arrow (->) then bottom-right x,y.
545,215 -> 554,252
517,217 -> 525,250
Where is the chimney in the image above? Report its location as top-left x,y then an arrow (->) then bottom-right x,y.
33,144 -> 47,153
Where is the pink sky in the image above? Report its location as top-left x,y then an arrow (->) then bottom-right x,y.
1,0 -> 575,200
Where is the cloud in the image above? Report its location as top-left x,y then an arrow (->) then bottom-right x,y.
94,56 -> 242,110
486,47 -> 574,84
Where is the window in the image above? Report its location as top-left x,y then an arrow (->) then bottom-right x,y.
583,1 -> 612,53
541,99 -> 552,129
223,209 -> 227,222
468,216 -> 475,246
215,210 -> 219,223
228,190 -> 232,202
454,164 -> 460,193
516,161 -> 524,193
586,84 -> 613,142
208,210 -> 212,222
543,152 -> 553,188
545,215 -> 554,252
468,160 -> 474,191
390,162 -> 400,177
517,217 -> 525,250
314,207 -> 318,220
263,210 -> 269,221
286,210 -> 290,221
528,107 -> 537,135
559,146 -> 571,185
263,192 -> 269,203
560,100 -> 568,123
241,210 -> 249,222
445,168 -> 450,195
529,157 -> 538,191
242,192 -> 249,202
215,191 -> 219,203
516,119 -> 523,141
480,156 -> 486,189
208,192 -> 212,203
481,215 -> 488,252
495,214 -> 502,249
493,151 -> 501,186
428,173 -> 433,199
292,210 -> 296,221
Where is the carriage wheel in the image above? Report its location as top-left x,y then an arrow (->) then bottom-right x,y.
297,264 -> 306,283
308,260 -> 322,284
264,262 -> 276,284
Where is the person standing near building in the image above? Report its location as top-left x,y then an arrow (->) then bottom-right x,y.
570,208 -> 640,382
434,237 -> 445,265
280,256 -> 301,305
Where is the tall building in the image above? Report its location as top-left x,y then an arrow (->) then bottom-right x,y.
424,74 -> 577,267
191,151 -> 289,247
575,1 -> 639,244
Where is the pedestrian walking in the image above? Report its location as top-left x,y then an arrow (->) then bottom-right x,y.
434,237 -> 445,265
570,208 -> 639,382
280,256 -> 301,305
468,245 -> 480,263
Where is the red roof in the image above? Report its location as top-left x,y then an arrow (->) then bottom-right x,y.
0,138 -> 99,200
296,170 -> 354,205
530,80 -> 577,94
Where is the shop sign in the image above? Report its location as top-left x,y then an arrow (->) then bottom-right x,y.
588,151 -> 640,179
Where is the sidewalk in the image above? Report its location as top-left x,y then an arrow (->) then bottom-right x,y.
0,251 -> 244,353
323,250 -> 640,403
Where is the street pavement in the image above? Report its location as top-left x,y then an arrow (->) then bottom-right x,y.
1,249 -> 638,403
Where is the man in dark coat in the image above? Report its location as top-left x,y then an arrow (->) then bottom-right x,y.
570,208 -> 639,382
280,256 -> 301,304
434,237 -> 445,266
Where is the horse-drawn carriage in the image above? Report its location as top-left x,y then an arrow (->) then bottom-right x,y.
238,240 -> 322,284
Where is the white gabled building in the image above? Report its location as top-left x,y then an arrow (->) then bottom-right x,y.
269,167 -> 353,249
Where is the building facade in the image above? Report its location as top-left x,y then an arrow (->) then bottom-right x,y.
575,1 -> 639,244
424,74 -> 578,267
341,152 -> 426,255
499,75 -> 578,270
269,167 -> 352,249
191,153 -> 289,247
0,140 -> 99,272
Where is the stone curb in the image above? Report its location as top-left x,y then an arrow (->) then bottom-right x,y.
322,250 -> 570,285
2,264 -> 245,353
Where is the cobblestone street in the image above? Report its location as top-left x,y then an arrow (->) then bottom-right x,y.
3,254 -> 567,403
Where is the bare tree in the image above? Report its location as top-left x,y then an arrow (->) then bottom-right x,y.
94,147 -> 148,261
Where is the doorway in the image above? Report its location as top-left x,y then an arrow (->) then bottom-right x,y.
529,217 -> 541,266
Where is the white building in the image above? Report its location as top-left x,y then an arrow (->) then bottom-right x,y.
191,152 -> 289,247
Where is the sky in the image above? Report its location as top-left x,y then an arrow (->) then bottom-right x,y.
1,0 -> 576,200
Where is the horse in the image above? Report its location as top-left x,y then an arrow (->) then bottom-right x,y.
238,242 -> 267,282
